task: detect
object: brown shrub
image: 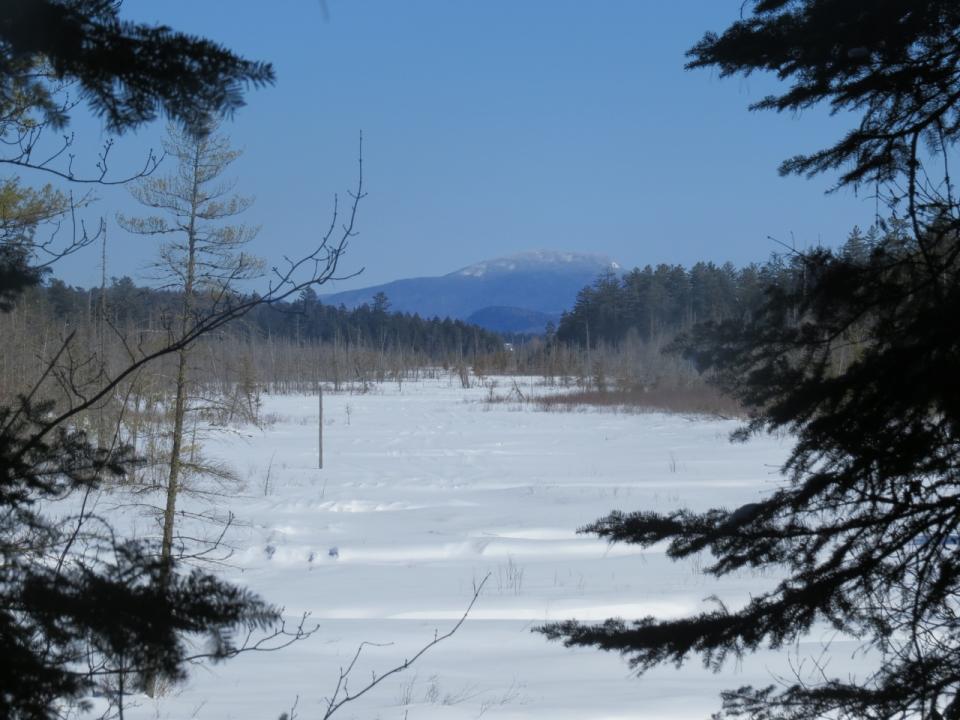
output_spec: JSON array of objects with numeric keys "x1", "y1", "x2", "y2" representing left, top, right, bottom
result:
[{"x1": 531, "y1": 384, "x2": 743, "y2": 418}]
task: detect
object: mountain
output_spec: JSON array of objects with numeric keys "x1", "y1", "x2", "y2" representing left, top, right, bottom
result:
[
  {"x1": 321, "y1": 250, "x2": 619, "y2": 334},
  {"x1": 465, "y1": 306, "x2": 560, "y2": 335}
]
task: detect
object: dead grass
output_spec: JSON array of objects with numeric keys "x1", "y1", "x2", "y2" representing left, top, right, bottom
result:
[{"x1": 530, "y1": 384, "x2": 743, "y2": 418}]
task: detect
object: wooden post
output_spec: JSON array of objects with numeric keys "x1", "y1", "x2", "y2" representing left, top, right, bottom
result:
[{"x1": 318, "y1": 382, "x2": 323, "y2": 469}]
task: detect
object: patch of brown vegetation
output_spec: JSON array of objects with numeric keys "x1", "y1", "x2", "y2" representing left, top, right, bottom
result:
[{"x1": 532, "y1": 384, "x2": 743, "y2": 418}]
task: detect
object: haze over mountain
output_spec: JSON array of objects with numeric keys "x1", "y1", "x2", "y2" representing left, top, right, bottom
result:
[{"x1": 321, "y1": 250, "x2": 619, "y2": 334}]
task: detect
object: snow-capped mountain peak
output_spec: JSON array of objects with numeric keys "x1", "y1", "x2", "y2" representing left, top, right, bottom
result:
[
  {"x1": 451, "y1": 250, "x2": 618, "y2": 279},
  {"x1": 321, "y1": 249, "x2": 622, "y2": 333}
]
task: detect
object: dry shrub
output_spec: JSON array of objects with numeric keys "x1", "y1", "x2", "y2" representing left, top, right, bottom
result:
[{"x1": 533, "y1": 384, "x2": 743, "y2": 418}]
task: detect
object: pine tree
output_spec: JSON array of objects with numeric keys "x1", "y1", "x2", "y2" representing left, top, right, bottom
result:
[
  {"x1": 118, "y1": 122, "x2": 261, "y2": 583},
  {"x1": 0, "y1": 4, "x2": 293, "y2": 717},
  {"x1": 0, "y1": 0, "x2": 274, "y2": 135},
  {"x1": 0, "y1": 168, "x2": 279, "y2": 718},
  {"x1": 539, "y1": 3, "x2": 960, "y2": 718}
]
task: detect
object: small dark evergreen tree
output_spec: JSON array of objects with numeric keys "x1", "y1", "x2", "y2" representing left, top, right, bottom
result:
[{"x1": 540, "y1": 2, "x2": 960, "y2": 719}]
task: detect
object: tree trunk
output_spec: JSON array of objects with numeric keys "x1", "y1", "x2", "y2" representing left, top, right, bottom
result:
[
  {"x1": 159, "y1": 139, "x2": 200, "y2": 570},
  {"x1": 160, "y1": 344, "x2": 189, "y2": 567},
  {"x1": 146, "y1": 143, "x2": 199, "y2": 699}
]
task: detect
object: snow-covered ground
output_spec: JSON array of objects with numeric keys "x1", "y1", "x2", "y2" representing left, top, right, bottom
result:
[{"x1": 107, "y1": 375, "x2": 862, "y2": 719}]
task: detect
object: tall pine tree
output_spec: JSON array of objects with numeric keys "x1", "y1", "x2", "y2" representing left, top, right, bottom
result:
[{"x1": 539, "y1": 3, "x2": 960, "y2": 718}]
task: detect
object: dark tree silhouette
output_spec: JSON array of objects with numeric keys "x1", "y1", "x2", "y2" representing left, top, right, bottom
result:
[
  {"x1": 0, "y1": 0, "x2": 274, "y2": 134},
  {"x1": 539, "y1": 3, "x2": 960, "y2": 719},
  {"x1": 555, "y1": 260, "x2": 765, "y2": 347},
  {"x1": 0, "y1": 4, "x2": 348, "y2": 717}
]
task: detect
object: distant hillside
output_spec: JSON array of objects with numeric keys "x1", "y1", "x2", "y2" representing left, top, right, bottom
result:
[
  {"x1": 466, "y1": 306, "x2": 561, "y2": 335},
  {"x1": 321, "y1": 250, "x2": 618, "y2": 334}
]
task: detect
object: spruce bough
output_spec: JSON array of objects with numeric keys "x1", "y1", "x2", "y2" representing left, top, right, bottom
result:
[{"x1": 538, "y1": 3, "x2": 960, "y2": 718}]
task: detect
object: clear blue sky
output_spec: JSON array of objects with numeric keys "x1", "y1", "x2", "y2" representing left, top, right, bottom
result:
[{"x1": 56, "y1": 1, "x2": 874, "y2": 291}]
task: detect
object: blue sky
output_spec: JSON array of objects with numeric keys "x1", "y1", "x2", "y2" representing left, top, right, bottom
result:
[{"x1": 55, "y1": 1, "x2": 875, "y2": 291}]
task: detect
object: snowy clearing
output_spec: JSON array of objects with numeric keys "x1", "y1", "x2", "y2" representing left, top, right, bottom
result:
[{"x1": 97, "y1": 375, "x2": 865, "y2": 720}]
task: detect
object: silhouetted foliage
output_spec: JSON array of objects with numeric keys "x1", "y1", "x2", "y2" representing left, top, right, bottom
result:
[
  {"x1": 0, "y1": 0, "x2": 274, "y2": 133},
  {"x1": 540, "y1": 3, "x2": 960, "y2": 719},
  {"x1": 686, "y1": 0, "x2": 960, "y2": 191},
  {"x1": 0, "y1": 394, "x2": 278, "y2": 712},
  {"x1": 0, "y1": 4, "x2": 293, "y2": 717}
]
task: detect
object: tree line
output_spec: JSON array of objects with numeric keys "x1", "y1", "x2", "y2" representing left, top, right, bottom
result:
[
  {"x1": 18, "y1": 279, "x2": 503, "y2": 365},
  {"x1": 554, "y1": 226, "x2": 880, "y2": 348}
]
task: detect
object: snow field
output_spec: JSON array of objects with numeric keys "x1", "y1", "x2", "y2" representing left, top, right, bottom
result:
[{"x1": 117, "y1": 375, "x2": 863, "y2": 719}]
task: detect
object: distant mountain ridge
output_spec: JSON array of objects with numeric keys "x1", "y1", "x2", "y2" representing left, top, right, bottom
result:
[
  {"x1": 465, "y1": 306, "x2": 560, "y2": 335},
  {"x1": 321, "y1": 250, "x2": 619, "y2": 334}
]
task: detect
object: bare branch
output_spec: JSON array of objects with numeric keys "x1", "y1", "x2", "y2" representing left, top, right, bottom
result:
[{"x1": 321, "y1": 573, "x2": 490, "y2": 719}]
